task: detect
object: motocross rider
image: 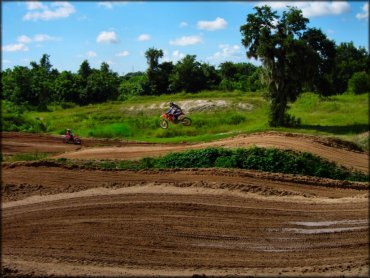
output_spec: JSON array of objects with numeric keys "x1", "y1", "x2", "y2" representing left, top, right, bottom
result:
[
  {"x1": 66, "y1": 128, "x2": 74, "y2": 141},
  {"x1": 166, "y1": 102, "x2": 182, "y2": 121}
]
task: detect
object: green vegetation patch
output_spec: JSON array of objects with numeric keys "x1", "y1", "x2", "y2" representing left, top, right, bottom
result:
[
  {"x1": 86, "y1": 123, "x2": 132, "y2": 138},
  {"x1": 2, "y1": 152, "x2": 49, "y2": 162},
  {"x1": 54, "y1": 147, "x2": 368, "y2": 182},
  {"x1": 155, "y1": 147, "x2": 368, "y2": 182}
]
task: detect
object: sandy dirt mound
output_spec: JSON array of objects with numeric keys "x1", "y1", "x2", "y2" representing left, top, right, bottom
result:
[
  {"x1": 126, "y1": 99, "x2": 254, "y2": 113},
  {"x1": 2, "y1": 166, "x2": 369, "y2": 277}
]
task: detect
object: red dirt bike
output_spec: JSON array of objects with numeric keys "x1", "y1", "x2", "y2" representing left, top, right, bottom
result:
[
  {"x1": 63, "y1": 134, "x2": 82, "y2": 145},
  {"x1": 159, "y1": 112, "x2": 192, "y2": 129}
]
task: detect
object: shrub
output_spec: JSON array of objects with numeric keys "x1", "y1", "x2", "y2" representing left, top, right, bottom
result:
[
  {"x1": 347, "y1": 71, "x2": 370, "y2": 94},
  {"x1": 155, "y1": 147, "x2": 368, "y2": 182}
]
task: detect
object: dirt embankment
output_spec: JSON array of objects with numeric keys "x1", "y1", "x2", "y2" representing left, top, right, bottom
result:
[
  {"x1": 1, "y1": 131, "x2": 369, "y2": 277},
  {"x1": 2, "y1": 131, "x2": 368, "y2": 173}
]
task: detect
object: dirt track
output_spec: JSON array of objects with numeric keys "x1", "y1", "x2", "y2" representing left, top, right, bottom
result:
[
  {"x1": 2, "y1": 131, "x2": 368, "y2": 173},
  {"x1": 2, "y1": 132, "x2": 369, "y2": 277}
]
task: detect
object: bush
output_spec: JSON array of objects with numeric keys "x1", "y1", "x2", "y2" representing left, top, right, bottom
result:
[
  {"x1": 347, "y1": 71, "x2": 370, "y2": 94},
  {"x1": 155, "y1": 147, "x2": 368, "y2": 182}
]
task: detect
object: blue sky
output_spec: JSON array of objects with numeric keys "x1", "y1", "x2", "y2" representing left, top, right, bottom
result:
[{"x1": 2, "y1": 1, "x2": 369, "y2": 75}]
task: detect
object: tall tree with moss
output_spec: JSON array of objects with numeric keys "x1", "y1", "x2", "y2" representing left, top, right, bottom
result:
[{"x1": 240, "y1": 5, "x2": 335, "y2": 126}]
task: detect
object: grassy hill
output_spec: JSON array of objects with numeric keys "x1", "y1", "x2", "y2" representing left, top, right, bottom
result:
[{"x1": 3, "y1": 91, "x2": 368, "y2": 149}]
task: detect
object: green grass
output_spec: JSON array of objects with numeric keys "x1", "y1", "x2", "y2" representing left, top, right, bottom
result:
[
  {"x1": 289, "y1": 93, "x2": 368, "y2": 134},
  {"x1": 1, "y1": 152, "x2": 49, "y2": 162},
  {"x1": 25, "y1": 91, "x2": 269, "y2": 143},
  {"x1": 4, "y1": 91, "x2": 368, "y2": 146}
]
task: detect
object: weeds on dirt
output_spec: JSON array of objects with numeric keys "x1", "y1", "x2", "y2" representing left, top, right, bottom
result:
[
  {"x1": 1, "y1": 152, "x2": 49, "y2": 162},
  {"x1": 155, "y1": 147, "x2": 368, "y2": 182},
  {"x1": 51, "y1": 147, "x2": 368, "y2": 182}
]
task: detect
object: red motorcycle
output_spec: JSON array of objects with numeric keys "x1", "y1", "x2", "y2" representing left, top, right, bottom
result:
[
  {"x1": 63, "y1": 133, "x2": 82, "y2": 145},
  {"x1": 160, "y1": 112, "x2": 192, "y2": 129}
]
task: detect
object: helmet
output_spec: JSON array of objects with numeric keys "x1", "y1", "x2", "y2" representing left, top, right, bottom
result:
[
  {"x1": 67, "y1": 128, "x2": 71, "y2": 132},
  {"x1": 169, "y1": 102, "x2": 174, "y2": 106}
]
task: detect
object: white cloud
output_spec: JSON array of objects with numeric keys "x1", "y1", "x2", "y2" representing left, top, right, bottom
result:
[
  {"x1": 116, "y1": 51, "x2": 129, "y2": 57},
  {"x1": 17, "y1": 34, "x2": 61, "y2": 44},
  {"x1": 33, "y1": 34, "x2": 61, "y2": 42},
  {"x1": 172, "y1": 50, "x2": 185, "y2": 61},
  {"x1": 327, "y1": 28, "x2": 335, "y2": 34},
  {"x1": 163, "y1": 50, "x2": 185, "y2": 63},
  {"x1": 256, "y1": 1, "x2": 351, "y2": 18},
  {"x1": 356, "y1": 3, "x2": 368, "y2": 20},
  {"x1": 23, "y1": 2, "x2": 76, "y2": 21},
  {"x1": 197, "y1": 17, "x2": 228, "y2": 31},
  {"x1": 96, "y1": 31, "x2": 119, "y2": 43},
  {"x1": 302, "y1": 2, "x2": 351, "y2": 17},
  {"x1": 2, "y1": 43, "x2": 29, "y2": 52},
  {"x1": 137, "y1": 34, "x2": 151, "y2": 41},
  {"x1": 180, "y1": 21, "x2": 188, "y2": 28},
  {"x1": 97, "y1": 2, "x2": 128, "y2": 9},
  {"x1": 207, "y1": 44, "x2": 242, "y2": 63},
  {"x1": 3, "y1": 59, "x2": 12, "y2": 64},
  {"x1": 17, "y1": 35, "x2": 32, "y2": 44},
  {"x1": 87, "y1": 51, "x2": 97, "y2": 58},
  {"x1": 169, "y1": 35, "x2": 203, "y2": 46},
  {"x1": 26, "y1": 1, "x2": 47, "y2": 11},
  {"x1": 98, "y1": 2, "x2": 113, "y2": 9}
]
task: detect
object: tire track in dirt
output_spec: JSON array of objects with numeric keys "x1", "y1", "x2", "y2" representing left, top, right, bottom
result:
[
  {"x1": 2, "y1": 166, "x2": 369, "y2": 277},
  {"x1": 2, "y1": 190, "x2": 368, "y2": 277},
  {"x1": 1, "y1": 132, "x2": 369, "y2": 277}
]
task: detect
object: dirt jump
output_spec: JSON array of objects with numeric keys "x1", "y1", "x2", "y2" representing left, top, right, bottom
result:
[{"x1": 2, "y1": 131, "x2": 369, "y2": 277}]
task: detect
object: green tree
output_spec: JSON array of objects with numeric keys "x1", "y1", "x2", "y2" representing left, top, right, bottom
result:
[
  {"x1": 332, "y1": 42, "x2": 369, "y2": 94},
  {"x1": 219, "y1": 62, "x2": 259, "y2": 91},
  {"x1": 118, "y1": 74, "x2": 148, "y2": 100},
  {"x1": 240, "y1": 5, "x2": 335, "y2": 126},
  {"x1": 84, "y1": 62, "x2": 120, "y2": 104},
  {"x1": 347, "y1": 71, "x2": 370, "y2": 94},
  {"x1": 78, "y1": 60, "x2": 93, "y2": 80},
  {"x1": 157, "y1": 61, "x2": 174, "y2": 94},
  {"x1": 2, "y1": 67, "x2": 33, "y2": 105},
  {"x1": 29, "y1": 54, "x2": 58, "y2": 110},
  {"x1": 170, "y1": 55, "x2": 205, "y2": 93},
  {"x1": 52, "y1": 71, "x2": 80, "y2": 103},
  {"x1": 201, "y1": 63, "x2": 221, "y2": 90},
  {"x1": 144, "y1": 48, "x2": 164, "y2": 95},
  {"x1": 76, "y1": 60, "x2": 93, "y2": 104},
  {"x1": 219, "y1": 62, "x2": 238, "y2": 80}
]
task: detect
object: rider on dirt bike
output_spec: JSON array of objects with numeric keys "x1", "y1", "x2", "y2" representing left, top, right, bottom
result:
[
  {"x1": 166, "y1": 102, "x2": 182, "y2": 121},
  {"x1": 66, "y1": 128, "x2": 74, "y2": 141}
]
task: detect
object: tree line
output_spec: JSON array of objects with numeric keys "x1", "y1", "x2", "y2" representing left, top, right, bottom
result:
[
  {"x1": 2, "y1": 5, "x2": 369, "y2": 127},
  {"x1": 2, "y1": 52, "x2": 266, "y2": 110}
]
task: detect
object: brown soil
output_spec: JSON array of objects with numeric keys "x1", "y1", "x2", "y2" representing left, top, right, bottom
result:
[
  {"x1": 2, "y1": 131, "x2": 368, "y2": 173},
  {"x1": 1, "y1": 132, "x2": 369, "y2": 277}
]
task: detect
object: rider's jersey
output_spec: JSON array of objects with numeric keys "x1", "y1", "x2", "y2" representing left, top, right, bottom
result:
[{"x1": 167, "y1": 103, "x2": 182, "y2": 115}]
